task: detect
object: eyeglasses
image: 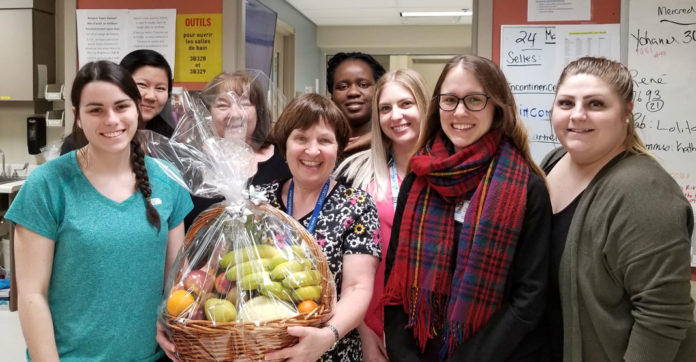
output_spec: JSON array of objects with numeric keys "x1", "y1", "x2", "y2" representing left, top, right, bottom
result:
[{"x1": 437, "y1": 93, "x2": 490, "y2": 112}]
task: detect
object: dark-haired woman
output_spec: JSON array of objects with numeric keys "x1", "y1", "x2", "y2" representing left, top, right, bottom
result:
[
  {"x1": 327, "y1": 52, "x2": 386, "y2": 156},
  {"x1": 262, "y1": 93, "x2": 381, "y2": 362},
  {"x1": 6, "y1": 61, "x2": 192, "y2": 361},
  {"x1": 61, "y1": 49, "x2": 175, "y2": 154}
]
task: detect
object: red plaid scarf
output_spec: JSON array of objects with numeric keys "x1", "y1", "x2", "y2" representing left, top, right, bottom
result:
[{"x1": 384, "y1": 130, "x2": 528, "y2": 358}]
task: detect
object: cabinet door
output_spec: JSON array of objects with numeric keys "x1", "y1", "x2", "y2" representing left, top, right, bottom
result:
[{"x1": 0, "y1": 9, "x2": 33, "y2": 101}]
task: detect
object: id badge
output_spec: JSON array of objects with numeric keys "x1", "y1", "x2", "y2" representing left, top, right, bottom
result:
[{"x1": 454, "y1": 200, "x2": 470, "y2": 223}]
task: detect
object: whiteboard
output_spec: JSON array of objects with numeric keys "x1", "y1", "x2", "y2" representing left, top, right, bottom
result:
[
  {"x1": 501, "y1": 25, "x2": 560, "y2": 162},
  {"x1": 627, "y1": 0, "x2": 696, "y2": 264}
]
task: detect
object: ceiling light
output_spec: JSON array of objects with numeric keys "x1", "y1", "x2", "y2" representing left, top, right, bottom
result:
[{"x1": 400, "y1": 11, "x2": 472, "y2": 17}]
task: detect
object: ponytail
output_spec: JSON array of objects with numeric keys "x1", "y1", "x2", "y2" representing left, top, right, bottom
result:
[{"x1": 130, "y1": 137, "x2": 161, "y2": 231}]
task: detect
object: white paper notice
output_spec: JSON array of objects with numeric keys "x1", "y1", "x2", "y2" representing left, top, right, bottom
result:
[
  {"x1": 76, "y1": 9, "x2": 176, "y2": 71},
  {"x1": 555, "y1": 24, "x2": 620, "y2": 76},
  {"x1": 76, "y1": 10, "x2": 129, "y2": 65},
  {"x1": 528, "y1": 0, "x2": 591, "y2": 22},
  {"x1": 128, "y1": 10, "x2": 176, "y2": 70}
]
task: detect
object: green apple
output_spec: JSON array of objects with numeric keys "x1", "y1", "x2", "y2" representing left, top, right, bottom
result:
[{"x1": 204, "y1": 298, "x2": 237, "y2": 323}]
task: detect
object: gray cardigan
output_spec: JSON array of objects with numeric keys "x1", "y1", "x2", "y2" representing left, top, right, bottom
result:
[{"x1": 542, "y1": 149, "x2": 696, "y2": 362}]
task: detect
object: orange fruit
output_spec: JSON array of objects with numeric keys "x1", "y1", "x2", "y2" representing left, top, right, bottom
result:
[
  {"x1": 167, "y1": 290, "x2": 195, "y2": 316},
  {"x1": 297, "y1": 300, "x2": 318, "y2": 314}
]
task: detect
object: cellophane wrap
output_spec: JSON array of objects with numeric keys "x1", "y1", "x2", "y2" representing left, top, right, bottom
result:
[{"x1": 144, "y1": 85, "x2": 335, "y2": 361}]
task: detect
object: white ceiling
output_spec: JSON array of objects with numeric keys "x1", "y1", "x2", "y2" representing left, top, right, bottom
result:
[{"x1": 286, "y1": 0, "x2": 474, "y2": 26}]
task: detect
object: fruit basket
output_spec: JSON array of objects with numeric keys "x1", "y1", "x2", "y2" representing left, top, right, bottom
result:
[{"x1": 163, "y1": 202, "x2": 335, "y2": 362}]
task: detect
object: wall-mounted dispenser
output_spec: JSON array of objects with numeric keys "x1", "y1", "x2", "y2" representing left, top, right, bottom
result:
[
  {"x1": 27, "y1": 116, "x2": 47, "y2": 155},
  {"x1": 45, "y1": 110, "x2": 64, "y2": 127},
  {"x1": 44, "y1": 84, "x2": 64, "y2": 101}
]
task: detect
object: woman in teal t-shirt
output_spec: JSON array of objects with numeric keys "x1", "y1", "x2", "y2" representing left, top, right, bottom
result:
[{"x1": 6, "y1": 61, "x2": 192, "y2": 361}]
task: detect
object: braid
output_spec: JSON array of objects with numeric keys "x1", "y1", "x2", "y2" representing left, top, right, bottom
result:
[{"x1": 130, "y1": 137, "x2": 161, "y2": 231}]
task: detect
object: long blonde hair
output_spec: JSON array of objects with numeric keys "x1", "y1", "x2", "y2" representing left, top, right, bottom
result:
[
  {"x1": 335, "y1": 69, "x2": 429, "y2": 201},
  {"x1": 416, "y1": 54, "x2": 544, "y2": 177}
]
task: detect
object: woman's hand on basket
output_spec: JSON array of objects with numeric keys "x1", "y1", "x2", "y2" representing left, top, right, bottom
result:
[
  {"x1": 264, "y1": 326, "x2": 334, "y2": 361},
  {"x1": 156, "y1": 322, "x2": 181, "y2": 362}
]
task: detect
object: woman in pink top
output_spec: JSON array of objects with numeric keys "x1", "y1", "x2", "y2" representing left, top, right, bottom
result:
[{"x1": 335, "y1": 68, "x2": 428, "y2": 361}]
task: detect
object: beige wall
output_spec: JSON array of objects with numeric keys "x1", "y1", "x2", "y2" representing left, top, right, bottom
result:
[
  {"x1": 0, "y1": 0, "x2": 244, "y2": 168},
  {"x1": 0, "y1": 0, "x2": 69, "y2": 168},
  {"x1": 317, "y1": 25, "x2": 471, "y2": 55}
]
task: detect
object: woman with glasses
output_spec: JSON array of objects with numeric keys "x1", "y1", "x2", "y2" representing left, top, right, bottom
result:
[{"x1": 383, "y1": 54, "x2": 552, "y2": 361}]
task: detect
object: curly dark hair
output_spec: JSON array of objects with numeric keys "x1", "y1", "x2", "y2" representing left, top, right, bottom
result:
[{"x1": 326, "y1": 52, "x2": 386, "y2": 94}]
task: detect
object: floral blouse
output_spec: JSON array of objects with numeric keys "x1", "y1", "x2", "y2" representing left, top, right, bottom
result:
[{"x1": 258, "y1": 178, "x2": 381, "y2": 361}]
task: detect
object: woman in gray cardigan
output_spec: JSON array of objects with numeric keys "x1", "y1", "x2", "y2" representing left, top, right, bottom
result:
[{"x1": 541, "y1": 56, "x2": 695, "y2": 362}]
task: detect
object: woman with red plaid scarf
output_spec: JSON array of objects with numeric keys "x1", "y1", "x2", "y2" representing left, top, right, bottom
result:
[{"x1": 383, "y1": 55, "x2": 552, "y2": 362}]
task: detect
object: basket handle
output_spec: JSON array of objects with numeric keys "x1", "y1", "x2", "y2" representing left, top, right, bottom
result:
[{"x1": 184, "y1": 204, "x2": 226, "y2": 248}]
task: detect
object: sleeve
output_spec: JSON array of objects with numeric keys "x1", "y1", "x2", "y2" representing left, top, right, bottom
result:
[
  {"x1": 603, "y1": 171, "x2": 695, "y2": 362},
  {"x1": 384, "y1": 174, "x2": 423, "y2": 361},
  {"x1": 445, "y1": 173, "x2": 552, "y2": 362},
  {"x1": 341, "y1": 188, "x2": 381, "y2": 258},
  {"x1": 168, "y1": 180, "x2": 193, "y2": 229},
  {"x1": 150, "y1": 158, "x2": 193, "y2": 229},
  {"x1": 4, "y1": 168, "x2": 60, "y2": 241}
]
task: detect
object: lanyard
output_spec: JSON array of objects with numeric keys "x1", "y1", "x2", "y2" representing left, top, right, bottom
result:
[
  {"x1": 388, "y1": 156, "x2": 400, "y2": 210},
  {"x1": 287, "y1": 178, "x2": 331, "y2": 234}
]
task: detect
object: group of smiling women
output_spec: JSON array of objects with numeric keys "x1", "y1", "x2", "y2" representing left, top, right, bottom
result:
[{"x1": 6, "y1": 48, "x2": 695, "y2": 362}]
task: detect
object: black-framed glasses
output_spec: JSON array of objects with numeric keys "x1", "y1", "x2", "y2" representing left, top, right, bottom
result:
[{"x1": 437, "y1": 93, "x2": 490, "y2": 112}]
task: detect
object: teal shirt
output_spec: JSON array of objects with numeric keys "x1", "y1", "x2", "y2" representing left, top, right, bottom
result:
[{"x1": 6, "y1": 152, "x2": 193, "y2": 362}]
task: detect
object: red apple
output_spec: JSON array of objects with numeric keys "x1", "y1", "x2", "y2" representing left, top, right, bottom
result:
[
  {"x1": 189, "y1": 308, "x2": 206, "y2": 320},
  {"x1": 215, "y1": 273, "x2": 233, "y2": 294},
  {"x1": 183, "y1": 270, "x2": 213, "y2": 295}
]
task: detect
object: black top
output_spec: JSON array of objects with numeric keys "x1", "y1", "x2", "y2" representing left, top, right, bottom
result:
[
  {"x1": 541, "y1": 156, "x2": 581, "y2": 362},
  {"x1": 249, "y1": 145, "x2": 291, "y2": 186},
  {"x1": 184, "y1": 145, "x2": 291, "y2": 230},
  {"x1": 59, "y1": 114, "x2": 174, "y2": 156},
  {"x1": 145, "y1": 114, "x2": 174, "y2": 138},
  {"x1": 545, "y1": 193, "x2": 581, "y2": 362},
  {"x1": 384, "y1": 171, "x2": 552, "y2": 362}
]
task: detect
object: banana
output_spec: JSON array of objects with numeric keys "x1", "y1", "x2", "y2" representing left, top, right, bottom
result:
[
  {"x1": 291, "y1": 285, "x2": 322, "y2": 302},
  {"x1": 260, "y1": 281, "x2": 293, "y2": 301},
  {"x1": 219, "y1": 251, "x2": 236, "y2": 269},
  {"x1": 225, "y1": 258, "x2": 273, "y2": 281},
  {"x1": 290, "y1": 245, "x2": 308, "y2": 258},
  {"x1": 268, "y1": 254, "x2": 289, "y2": 270},
  {"x1": 239, "y1": 271, "x2": 273, "y2": 290},
  {"x1": 255, "y1": 244, "x2": 281, "y2": 259},
  {"x1": 270, "y1": 259, "x2": 313, "y2": 281},
  {"x1": 221, "y1": 245, "x2": 281, "y2": 268},
  {"x1": 282, "y1": 270, "x2": 321, "y2": 289}
]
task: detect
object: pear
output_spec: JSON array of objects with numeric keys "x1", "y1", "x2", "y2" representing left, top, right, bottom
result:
[{"x1": 204, "y1": 298, "x2": 237, "y2": 323}]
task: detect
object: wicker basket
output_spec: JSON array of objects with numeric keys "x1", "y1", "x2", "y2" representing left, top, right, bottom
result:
[{"x1": 165, "y1": 203, "x2": 334, "y2": 361}]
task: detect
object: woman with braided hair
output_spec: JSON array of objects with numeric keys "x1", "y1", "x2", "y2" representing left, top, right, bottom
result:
[{"x1": 6, "y1": 61, "x2": 192, "y2": 361}]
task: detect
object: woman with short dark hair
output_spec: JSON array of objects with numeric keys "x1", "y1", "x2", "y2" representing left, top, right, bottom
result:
[{"x1": 261, "y1": 93, "x2": 381, "y2": 362}]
